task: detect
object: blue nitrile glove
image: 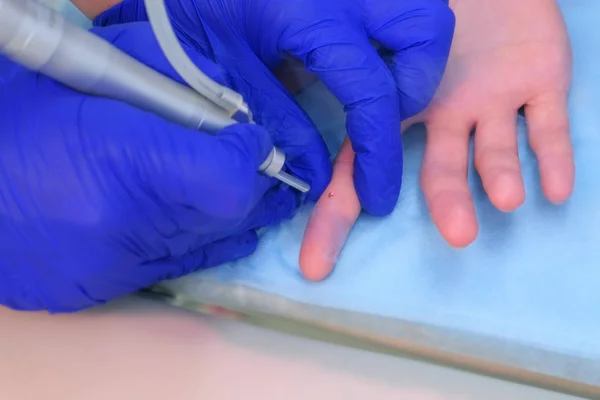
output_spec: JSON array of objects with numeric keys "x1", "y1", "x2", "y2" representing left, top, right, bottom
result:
[
  {"x1": 96, "y1": 0, "x2": 455, "y2": 216},
  {"x1": 0, "y1": 22, "x2": 300, "y2": 313}
]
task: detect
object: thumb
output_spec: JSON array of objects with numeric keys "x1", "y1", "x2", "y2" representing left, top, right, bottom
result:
[{"x1": 81, "y1": 96, "x2": 276, "y2": 221}]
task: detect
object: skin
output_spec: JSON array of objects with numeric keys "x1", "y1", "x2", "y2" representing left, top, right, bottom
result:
[
  {"x1": 297, "y1": 0, "x2": 574, "y2": 280},
  {"x1": 71, "y1": 0, "x2": 121, "y2": 19}
]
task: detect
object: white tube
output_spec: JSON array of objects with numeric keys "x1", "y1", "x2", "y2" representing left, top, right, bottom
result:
[{"x1": 143, "y1": 0, "x2": 249, "y2": 119}]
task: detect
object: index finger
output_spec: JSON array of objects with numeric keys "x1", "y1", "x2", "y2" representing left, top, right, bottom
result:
[{"x1": 279, "y1": 23, "x2": 402, "y2": 216}]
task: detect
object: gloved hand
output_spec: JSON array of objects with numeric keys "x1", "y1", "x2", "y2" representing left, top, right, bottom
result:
[
  {"x1": 0, "y1": 22, "x2": 299, "y2": 313},
  {"x1": 95, "y1": 0, "x2": 456, "y2": 216}
]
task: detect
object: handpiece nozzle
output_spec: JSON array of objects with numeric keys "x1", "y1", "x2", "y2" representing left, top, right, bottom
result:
[
  {"x1": 259, "y1": 147, "x2": 310, "y2": 193},
  {"x1": 275, "y1": 170, "x2": 311, "y2": 193}
]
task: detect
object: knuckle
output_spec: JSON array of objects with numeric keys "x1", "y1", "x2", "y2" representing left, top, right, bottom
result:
[
  {"x1": 212, "y1": 136, "x2": 263, "y2": 219},
  {"x1": 223, "y1": 168, "x2": 259, "y2": 219},
  {"x1": 231, "y1": 185, "x2": 258, "y2": 217},
  {"x1": 424, "y1": 1, "x2": 456, "y2": 36}
]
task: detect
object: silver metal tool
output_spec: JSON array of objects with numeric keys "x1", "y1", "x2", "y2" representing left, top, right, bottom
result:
[{"x1": 0, "y1": 0, "x2": 310, "y2": 193}]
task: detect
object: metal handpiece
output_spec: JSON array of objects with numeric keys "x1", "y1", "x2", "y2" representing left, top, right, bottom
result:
[{"x1": 0, "y1": 0, "x2": 310, "y2": 193}]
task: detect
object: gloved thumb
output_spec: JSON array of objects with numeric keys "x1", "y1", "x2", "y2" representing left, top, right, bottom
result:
[{"x1": 81, "y1": 96, "x2": 276, "y2": 223}]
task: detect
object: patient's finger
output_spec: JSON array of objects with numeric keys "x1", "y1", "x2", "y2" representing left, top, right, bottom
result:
[
  {"x1": 474, "y1": 112, "x2": 525, "y2": 212},
  {"x1": 421, "y1": 119, "x2": 478, "y2": 247},
  {"x1": 525, "y1": 94, "x2": 574, "y2": 203},
  {"x1": 299, "y1": 139, "x2": 360, "y2": 281}
]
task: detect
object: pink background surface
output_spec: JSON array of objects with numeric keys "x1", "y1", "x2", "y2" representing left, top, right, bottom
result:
[{"x1": 0, "y1": 297, "x2": 582, "y2": 400}]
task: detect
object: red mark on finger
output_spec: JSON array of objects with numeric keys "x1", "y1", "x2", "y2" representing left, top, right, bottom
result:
[{"x1": 299, "y1": 138, "x2": 361, "y2": 281}]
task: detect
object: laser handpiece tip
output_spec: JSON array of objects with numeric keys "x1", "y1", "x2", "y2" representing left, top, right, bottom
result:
[{"x1": 275, "y1": 170, "x2": 311, "y2": 193}]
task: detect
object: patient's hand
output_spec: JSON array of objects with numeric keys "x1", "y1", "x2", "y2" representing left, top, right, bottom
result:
[
  {"x1": 297, "y1": 0, "x2": 574, "y2": 280},
  {"x1": 408, "y1": 0, "x2": 574, "y2": 247}
]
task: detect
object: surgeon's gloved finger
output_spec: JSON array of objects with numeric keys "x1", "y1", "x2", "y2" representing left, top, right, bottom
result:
[
  {"x1": 270, "y1": 103, "x2": 333, "y2": 204},
  {"x1": 151, "y1": 231, "x2": 260, "y2": 282},
  {"x1": 81, "y1": 98, "x2": 276, "y2": 222},
  {"x1": 525, "y1": 93, "x2": 574, "y2": 204},
  {"x1": 365, "y1": 0, "x2": 455, "y2": 119},
  {"x1": 190, "y1": 185, "x2": 299, "y2": 252},
  {"x1": 185, "y1": 231, "x2": 259, "y2": 268},
  {"x1": 93, "y1": 0, "x2": 147, "y2": 26},
  {"x1": 152, "y1": 189, "x2": 301, "y2": 283},
  {"x1": 90, "y1": 23, "x2": 228, "y2": 87},
  {"x1": 239, "y1": 186, "x2": 299, "y2": 232},
  {"x1": 421, "y1": 116, "x2": 478, "y2": 247},
  {"x1": 231, "y1": 64, "x2": 332, "y2": 201},
  {"x1": 279, "y1": 25, "x2": 402, "y2": 216}
]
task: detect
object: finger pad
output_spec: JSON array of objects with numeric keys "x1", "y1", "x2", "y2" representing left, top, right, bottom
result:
[
  {"x1": 299, "y1": 208, "x2": 356, "y2": 281},
  {"x1": 487, "y1": 174, "x2": 526, "y2": 212},
  {"x1": 541, "y1": 158, "x2": 575, "y2": 204},
  {"x1": 431, "y1": 200, "x2": 479, "y2": 248}
]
